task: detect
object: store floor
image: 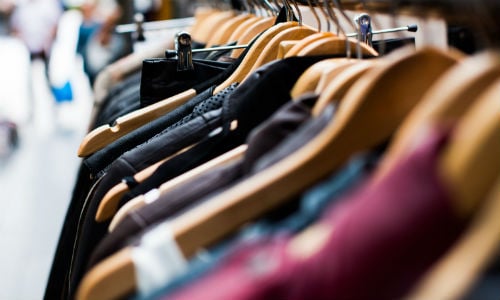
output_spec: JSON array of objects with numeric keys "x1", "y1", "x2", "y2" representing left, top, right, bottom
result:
[{"x1": 0, "y1": 58, "x2": 92, "y2": 299}]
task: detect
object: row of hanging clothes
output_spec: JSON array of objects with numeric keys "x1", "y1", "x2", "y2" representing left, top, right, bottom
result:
[{"x1": 45, "y1": 0, "x2": 500, "y2": 299}]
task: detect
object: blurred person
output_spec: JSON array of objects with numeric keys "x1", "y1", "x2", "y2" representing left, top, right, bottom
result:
[
  {"x1": 0, "y1": 0, "x2": 15, "y2": 35},
  {"x1": 77, "y1": 0, "x2": 132, "y2": 85},
  {"x1": 10, "y1": 0, "x2": 63, "y2": 64}
]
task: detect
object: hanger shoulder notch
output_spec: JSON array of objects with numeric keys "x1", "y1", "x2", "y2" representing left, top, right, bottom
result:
[{"x1": 78, "y1": 89, "x2": 196, "y2": 157}]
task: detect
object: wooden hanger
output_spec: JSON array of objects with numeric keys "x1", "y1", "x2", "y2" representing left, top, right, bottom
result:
[
  {"x1": 226, "y1": 15, "x2": 262, "y2": 44},
  {"x1": 77, "y1": 146, "x2": 249, "y2": 300},
  {"x1": 92, "y1": 17, "x2": 295, "y2": 216},
  {"x1": 312, "y1": 60, "x2": 379, "y2": 115},
  {"x1": 290, "y1": 58, "x2": 355, "y2": 98},
  {"x1": 76, "y1": 247, "x2": 135, "y2": 300},
  {"x1": 78, "y1": 11, "x2": 241, "y2": 157},
  {"x1": 78, "y1": 89, "x2": 196, "y2": 157},
  {"x1": 374, "y1": 51, "x2": 499, "y2": 184},
  {"x1": 284, "y1": 32, "x2": 336, "y2": 57},
  {"x1": 245, "y1": 24, "x2": 318, "y2": 76},
  {"x1": 76, "y1": 47, "x2": 460, "y2": 300},
  {"x1": 91, "y1": 39, "x2": 173, "y2": 131},
  {"x1": 191, "y1": 10, "x2": 236, "y2": 44},
  {"x1": 439, "y1": 78, "x2": 500, "y2": 217},
  {"x1": 108, "y1": 145, "x2": 248, "y2": 232},
  {"x1": 297, "y1": 36, "x2": 378, "y2": 57},
  {"x1": 229, "y1": 16, "x2": 277, "y2": 58},
  {"x1": 277, "y1": 40, "x2": 299, "y2": 59},
  {"x1": 80, "y1": 19, "x2": 296, "y2": 157},
  {"x1": 170, "y1": 47, "x2": 460, "y2": 258},
  {"x1": 94, "y1": 20, "x2": 301, "y2": 215},
  {"x1": 213, "y1": 21, "x2": 299, "y2": 94},
  {"x1": 95, "y1": 143, "x2": 196, "y2": 222},
  {"x1": 187, "y1": 7, "x2": 219, "y2": 41},
  {"x1": 205, "y1": 13, "x2": 254, "y2": 47},
  {"x1": 407, "y1": 176, "x2": 500, "y2": 300},
  {"x1": 314, "y1": 59, "x2": 376, "y2": 94},
  {"x1": 407, "y1": 78, "x2": 500, "y2": 299},
  {"x1": 96, "y1": 159, "x2": 165, "y2": 222}
]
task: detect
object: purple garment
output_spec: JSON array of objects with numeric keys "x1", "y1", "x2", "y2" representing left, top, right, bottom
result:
[{"x1": 166, "y1": 126, "x2": 465, "y2": 300}]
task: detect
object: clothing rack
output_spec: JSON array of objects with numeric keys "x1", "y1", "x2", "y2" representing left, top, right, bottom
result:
[{"x1": 43, "y1": 1, "x2": 500, "y2": 300}]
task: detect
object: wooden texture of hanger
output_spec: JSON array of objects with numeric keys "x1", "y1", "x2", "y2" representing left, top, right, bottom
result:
[
  {"x1": 191, "y1": 10, "x2": 236, "y2": 44},
  {"x1": 75, "y1": 47, "x2": 460, "y2": 300},
  {"x1": 230, "y1": 16, "x2": 277, "y2": 58},
  {"x1": 170, "y1": 47, "x2": 460, "y2": 258},
  {"x1": 284, "y1": 32, "x2": 336, "y2": 57},
  {"x1": 407, "y1": 176, "x2": 500, "y2": 300},
  {"x1": 108, "y1": 145, "x2": 248, "y2": 232},
  {"x1": 314, "y1": 59, "x2": 375, "y2": 94},
  {"x1": 91, "y1": 39, "x2": 173, "y2": 131},
  {"x1": 95, "y1": 143, "x2": 196, "y2": 222},
  {"x1": 75, "y1": 247, "x2": 135, "y2": 300},
  {"x1": 77, "y1": 11, "x2": 245, "y2": 157},
  {"x1": 77, "y1": 145, "x2": 249, "y2": 300},
  {"x1": 374, "y1": 51, "x2": 499, "y2": 186},
  {"x1": 290, "y1": 58, "x2": 355, "y2": 99},
  {"x1": 188, "y1": 7, "x2": 218, "y2": 41},
  {"x1": 245, "y1": 24, "x2": 318, "y2": 76},
  {"x1": 439, "y1": 79, "x2": 500, "y2": 217},
  {"x1": 78, "y1": 89, "x2": 196, "y2": 157},
  {"x1": 225, "y1": 15, "x2": 262, "y2": 44},
  {"x1": 213, "y1": 21, "x2": 299, "y2": 94},
  {"x1": 277, "y1": 40, "x2": 298, "y2": 59},
  {"x1": 206, "y1": 13, "x2": 253, "y2": 47},
  {"x1": 312, "y1": 60, "x2": 378, "y2": 115},
  {"x1": 297, "y1": 36, "x2": 378, "y2": 57},
  {"x1": 95, "y1": 159, "x2": 163, "y2": 222}
]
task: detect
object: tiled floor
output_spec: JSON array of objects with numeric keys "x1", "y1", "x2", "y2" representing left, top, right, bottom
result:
[{"x1": 0, "y1": 51, "x2": 92, "y2": 299}]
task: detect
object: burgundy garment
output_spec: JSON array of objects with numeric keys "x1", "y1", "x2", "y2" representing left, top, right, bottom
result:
[{"x1": 166, "y1": 126, "x2": 466, "y2": 300}]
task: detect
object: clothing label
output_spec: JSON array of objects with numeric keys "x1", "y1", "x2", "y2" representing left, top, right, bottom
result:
[
  {"x1": 132, "y1": 222, "x2": 188, "y2": 296},
  {"x1": 144, "y1": 188, "x2": 160, "y2": 204}
]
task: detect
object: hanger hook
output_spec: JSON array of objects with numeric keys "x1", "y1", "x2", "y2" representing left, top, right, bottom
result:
[
  {"x1": 283, "y1": 0, "x2": 293, "y2": 22},
  {"x1": 290, "y1": 0, "x2": 303, "y2": 25},
  {"x1": 316, "y1": 0, "x2": 330, "y2": 32},
  {"x1": 333, "y1": 0, "x2": 366, "y2": 58},
  {"x1": 324, "y1": 0, "x2": 342, "y2": 36},
  {"x1": 257, "y1": 0, "x2": 266, "y2": 16},
  {"x1": 262, "y1": 0, "x2": 279, "y2": 15},
  {"x1": 306, "y1": 0, "x2": 321, "y2": 31},
  {"x1": 240, "y1": 0, "x2": 251, "y2": 13}
]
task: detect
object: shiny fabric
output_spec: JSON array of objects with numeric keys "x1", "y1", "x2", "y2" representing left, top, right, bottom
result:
[{"x1": 88, "y1": 94, "x2": 319, "y2": 268}]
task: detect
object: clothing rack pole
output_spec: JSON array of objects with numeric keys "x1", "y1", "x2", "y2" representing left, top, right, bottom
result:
[{"x1": 115, "y1": 17, "x2": 196, "y2": 34}]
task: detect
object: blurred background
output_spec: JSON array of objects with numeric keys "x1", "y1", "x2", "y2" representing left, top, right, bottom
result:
[{"x1": 0, "y1": 0, "x2": 190, "y2": 298}]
